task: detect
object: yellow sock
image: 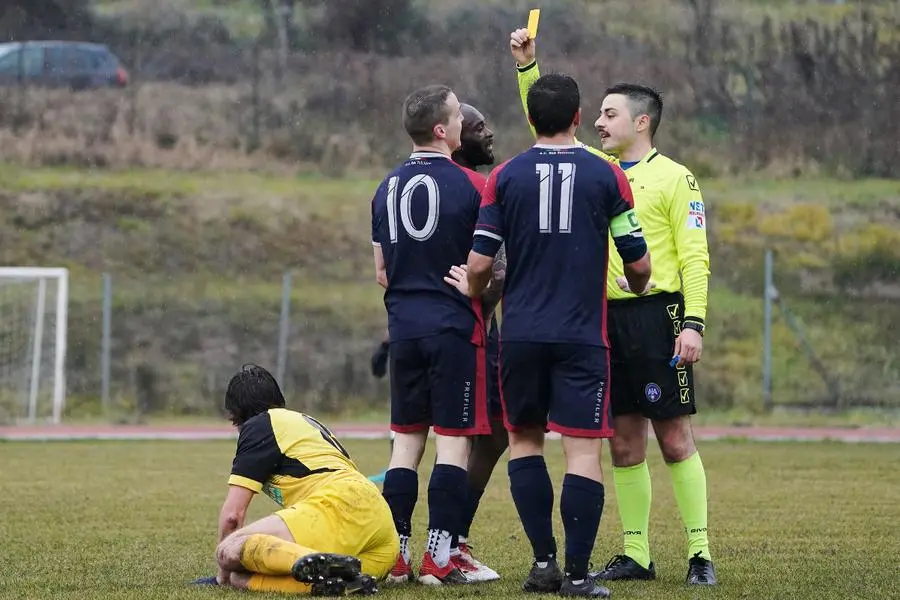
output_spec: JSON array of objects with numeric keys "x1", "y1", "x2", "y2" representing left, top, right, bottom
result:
[
  {"x1": 240, "y1": 534, "x2": 319, "y2": 575},
  {"x1": 613, "y1": 461, "x2": 653, "y2": 569},
  {"x1": 248, "y1": 574, "x2": 314, "y2": 593},
  {"x1": 668, "y1": 452, "x2": 711, "y2": 560}
]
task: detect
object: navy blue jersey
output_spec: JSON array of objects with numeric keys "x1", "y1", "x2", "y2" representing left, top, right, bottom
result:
[
  {"x1": 372, "y1": 152, "x2": 486, "y2": 342},
  {"x1": 473, "y1": 144, "x2": 641, "y2": 347}
]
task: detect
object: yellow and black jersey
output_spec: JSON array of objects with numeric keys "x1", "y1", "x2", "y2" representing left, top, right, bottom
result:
[
  {"x1": 228, "y1": 408, "x2": 363, "y2": 508},
  {"x1": 516, "y1": 61, "x2": 711, "y2": 322}
]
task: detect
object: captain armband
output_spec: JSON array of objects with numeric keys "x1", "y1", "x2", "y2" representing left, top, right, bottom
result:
[{"x1": 611, "y1": 210, "x2": 647, "y2": 264}]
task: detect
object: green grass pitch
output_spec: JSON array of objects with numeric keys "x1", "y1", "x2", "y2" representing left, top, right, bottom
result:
[{"x1": 1, "y1": 439, "x2": 898, "y2": 599}]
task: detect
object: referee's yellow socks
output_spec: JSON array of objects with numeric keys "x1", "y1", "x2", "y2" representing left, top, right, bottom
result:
[
  {"x1": 667, "y1": 451, "x2": 711, "y2": 560},
  {"x1": 240, "y1": 534, "x2": 317, "y2": 575},
  {"x1": 612, "y1": 461, "x2": 653, "y2": 569}
]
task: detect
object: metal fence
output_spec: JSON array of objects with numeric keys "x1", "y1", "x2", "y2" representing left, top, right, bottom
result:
[
  {"x1": 759, "y1": 249, "x2": 900, "y2": 411},
  {"x1": 60, "y1": 271, "x2": 388, "y2": 424}
]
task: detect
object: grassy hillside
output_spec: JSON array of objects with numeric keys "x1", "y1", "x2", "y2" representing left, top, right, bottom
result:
[
  {"x1": 1, "y1": 164, "x2": 898, "y2": 423},
  {"x1": 94, "y1": 0, "x2": 900, "y2": 41}
]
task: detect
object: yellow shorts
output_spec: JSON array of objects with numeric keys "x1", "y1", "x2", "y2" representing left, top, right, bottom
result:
[{"x1": 275, "y1": 473, "x2": 400, "y2": 580}]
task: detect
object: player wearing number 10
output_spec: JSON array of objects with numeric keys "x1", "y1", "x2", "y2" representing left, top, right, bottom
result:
[
  {"x1": 371, "y1": 85, "x2": 491, "y2": 586},
  {"x1": 461, "y1": 74, "x2": 651, "y2": 598},
  {"x1": 210, "y1": 365, "x2": 398, "y2": 596}
]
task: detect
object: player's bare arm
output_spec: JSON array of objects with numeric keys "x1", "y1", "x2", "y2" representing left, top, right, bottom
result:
[
  {"x1": 372, "y1": 245, "x2": 387, "y2": 289},
  {"x1": 216, "y1": 485, "x2": 254, "y2": 584},
  {"x1": 444, "y1": 246, "x2": 506, "y2": 309},
  {"x1": 480, "y1": 245, "x2": 507, "y2": 315},
  {"x1": 465, "y1": 251, "x2": 495, "y2": 298},
  {"x1": 624, "y1": 252, "x2": 652, "y2": 294}
]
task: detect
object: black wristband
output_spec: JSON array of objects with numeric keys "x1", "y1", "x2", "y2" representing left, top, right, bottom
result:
[
  {"x1": 683, "y1": 320, "x2": 705, "y2": 337},
  {"x1": 517, "y1": 60, "x2": 537, "y2": 73}
]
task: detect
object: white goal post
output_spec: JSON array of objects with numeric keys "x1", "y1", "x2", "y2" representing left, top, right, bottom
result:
[{"x1": 0, "y1": 267, "x2": 68, "y2": 425}]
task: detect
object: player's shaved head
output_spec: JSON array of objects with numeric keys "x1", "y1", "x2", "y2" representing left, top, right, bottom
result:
[
  {"x1": 527, "y1": 74, "x2": 581, "y2": 137},
  {"x1": 403, "y1": 84, "x2": 455, "y2": 145},
  {"x1": 455, "y1": 102, "x2": 495, "y2": 168},
  {"x1": 224, "y1": 364, "x2": 286, "y2": 426},
  {"x1": 604, "y1": 83, "x2": 663, "y2": 138},
  {"x1": 461, "y1": 103, "x2": 484, "y2": 125}
]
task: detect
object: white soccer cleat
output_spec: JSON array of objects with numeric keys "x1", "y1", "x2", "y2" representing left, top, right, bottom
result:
[{"x1": 453, "y1": 543, "x2": 500, "y2": 582}]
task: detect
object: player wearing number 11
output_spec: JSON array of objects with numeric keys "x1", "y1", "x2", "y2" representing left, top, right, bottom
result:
[
  {"x1": 510, "y1": 28, "x2": 717, "y2": 586},
  {"x1": 459, "y1": 73, "x2": 651, "y2": 598}
]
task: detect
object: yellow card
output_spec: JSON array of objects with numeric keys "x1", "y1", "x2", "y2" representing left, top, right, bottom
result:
[{"x1": 527, "y1": 8, "x2": 541, "y2": 38}]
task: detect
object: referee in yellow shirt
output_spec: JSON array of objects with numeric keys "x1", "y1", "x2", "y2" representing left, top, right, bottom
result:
[{"x1": 510, "y1": 29, "x2": 716, "y2": 587}]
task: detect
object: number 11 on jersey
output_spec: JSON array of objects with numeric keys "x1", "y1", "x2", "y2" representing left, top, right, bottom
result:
[{"x1": 537, "y1": 162, "x2": 576, "y2": 234}]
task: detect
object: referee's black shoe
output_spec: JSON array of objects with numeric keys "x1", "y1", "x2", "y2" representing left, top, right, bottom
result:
[
  {"x1": 686, "y1": 552, "x2": 717, "y2": 586},
  {"x1": 591, "y1": 555, "x2": 656, "y2": 581}
]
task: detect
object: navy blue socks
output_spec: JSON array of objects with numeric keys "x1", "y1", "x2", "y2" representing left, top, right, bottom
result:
[{"x1": 509, "y1": 455, "x2": 557, "y2": 562}]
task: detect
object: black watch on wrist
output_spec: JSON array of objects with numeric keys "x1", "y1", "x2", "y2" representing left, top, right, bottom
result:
[{"x1": 683, "y1": 319, "x2": 705, "y2": 337}]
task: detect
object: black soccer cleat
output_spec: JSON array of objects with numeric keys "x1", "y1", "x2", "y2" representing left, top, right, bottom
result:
[
  {"x1": 559, "y1": 575, "x2": 612, "y2": 598},
  {"x1": 686, "y1": 552, "x2": 717, "y2": 585},
  {"x1": 523, "y1": 557, "x2": 564, "y2": 593},
  {"x1": 292, "y1": 552, "x2": 362, "y2": 584},
  {"x1": 591, "y1": 555, "x2": 656, "y2": 581},
  {"x1": 311, "y1": 574, "x2": 379, "y2": 596}
]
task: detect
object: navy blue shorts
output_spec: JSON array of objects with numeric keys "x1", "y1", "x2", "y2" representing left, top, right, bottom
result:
[
  {"x1": 389, "y1": 331, "x2": 490, "y2": 436},
  {"x1": 486, "y1": 324, "x2": 502, "y2": 421},
  {"x1": 499, "y1": 342, "x2": 613, "y2": 439}
]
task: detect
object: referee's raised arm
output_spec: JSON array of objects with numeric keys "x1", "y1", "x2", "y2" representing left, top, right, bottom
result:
[{"x1": 508, "y1": 28, "x2": 617, "y2": 164}]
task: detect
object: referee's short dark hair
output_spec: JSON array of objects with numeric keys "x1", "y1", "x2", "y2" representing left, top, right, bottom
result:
[
  {"x1": 527, "y1": 73, "x2": 581, "y2": 137},
  {"x1": 605, "y1": 83, "x2": 663, "y2": 138}
]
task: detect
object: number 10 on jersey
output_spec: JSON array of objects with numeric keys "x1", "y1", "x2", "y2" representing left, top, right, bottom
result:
[
  {"x1": 387, "y1": 174, "x2": 441, "y2": 243},
  {"x1": 537, "y1": 162, "x2": 576, "y2": 234}
]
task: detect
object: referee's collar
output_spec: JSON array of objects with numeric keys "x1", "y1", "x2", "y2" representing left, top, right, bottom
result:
[{"x1": 638, "y1": 148, "x2": 660, "y2": 164}]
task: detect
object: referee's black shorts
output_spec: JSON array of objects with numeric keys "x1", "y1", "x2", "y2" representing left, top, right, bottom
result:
[{"x1": 607, "y1": 291, "x2": 696, "y2": 421}]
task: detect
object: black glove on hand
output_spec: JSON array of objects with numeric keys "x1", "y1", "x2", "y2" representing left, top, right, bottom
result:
[{"x1": 371, "y1": 341, "x2": 390, "y2": 378}]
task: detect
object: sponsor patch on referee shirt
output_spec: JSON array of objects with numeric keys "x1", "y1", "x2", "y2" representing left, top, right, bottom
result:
[{"x1": 687, "y1": 200, "x2": 705, "y2": 230}]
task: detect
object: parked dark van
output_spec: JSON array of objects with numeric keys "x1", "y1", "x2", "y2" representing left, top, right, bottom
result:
[{"x1": 0, "y1": 41, "x2": 129, "y2": 90}]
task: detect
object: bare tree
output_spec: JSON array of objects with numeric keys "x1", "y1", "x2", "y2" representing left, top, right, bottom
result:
[{"x1": 258, "y1": 0, "x2": 295, "y2": 82}]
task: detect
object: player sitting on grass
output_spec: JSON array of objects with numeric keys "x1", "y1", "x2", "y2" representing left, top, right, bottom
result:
[{"x1": 194, "y1": 364, "x2": 400, "y2": 596}]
